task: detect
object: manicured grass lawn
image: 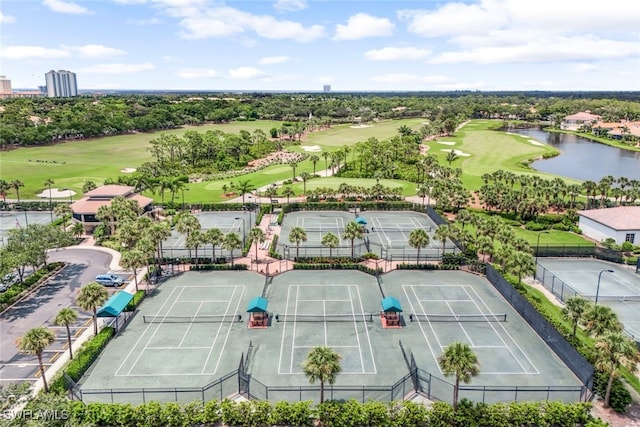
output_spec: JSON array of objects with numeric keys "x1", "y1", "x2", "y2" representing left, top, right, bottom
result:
[
  {"x1": 288, "y1": 177, "x2": 416, "y2": 197},
  {"x1": 425, "y1": 120, "x2": 583, "y2": 190}
]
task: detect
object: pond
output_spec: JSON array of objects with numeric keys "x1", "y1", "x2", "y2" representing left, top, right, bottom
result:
[{"x1": 510, "y1": 127, "x2": 640, "y2": 181}]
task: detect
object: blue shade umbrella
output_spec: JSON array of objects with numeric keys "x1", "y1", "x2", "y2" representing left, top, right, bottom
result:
[
  {"x1": 381, "y1": 296, "x2": 402, "y2": 313},
  {"x1": 355, "y1": 217, "x2": 367, "y2": 225},
  {"x1": 247, "y1": 296, "x2": 268, "y2": 313}
]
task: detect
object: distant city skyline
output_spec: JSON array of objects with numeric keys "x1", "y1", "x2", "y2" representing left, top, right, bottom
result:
[{"x1": 0, "y1": 0, "x2": 638, "y2": 91}]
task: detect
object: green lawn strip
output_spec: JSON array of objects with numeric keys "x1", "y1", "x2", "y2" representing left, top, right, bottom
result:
[{"x1": 287, "y1": 176, "x2": 416, "y2": 197}]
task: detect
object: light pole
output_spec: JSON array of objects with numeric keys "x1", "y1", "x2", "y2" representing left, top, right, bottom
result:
[
  {"x1": 235, "y1": 216, "x2": 246, "y2": 248},
  {"x1": 595, "y1": 269, "x2": 614, "y2": 304},
  {"x1": 181, "y1": 188, "x2": 190, "y2": 211},
  {"x1": 535, "y1": 231, "x2": 549, "y2": 266}
]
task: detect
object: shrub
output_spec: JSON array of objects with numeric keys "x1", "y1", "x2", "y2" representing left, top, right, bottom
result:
[
  {"x1": 124, "y1": 290, "x2": 145, "y2": 312},
  {"x1": 269, "y1": 234, "x2": 282, "y2": 259},
  {"x1": 190, "y1": 264, "x2": 248, "y2": 271},
  {"x1": 524, "y1": 221, "x2": 548, "y2": 231},
  {"x1": 593, "y1": 371, "x2": 632, "y2": 413}
]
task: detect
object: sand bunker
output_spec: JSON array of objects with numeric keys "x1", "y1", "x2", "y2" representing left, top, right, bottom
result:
[
  {"x1": 529, "y1": 140, "x2": 545, "y2": 146},
  {"x1": 440, "y1": 149, "x2": 471, "y2": 157},
  {"x1": 301, "y1": 145, "x2": 322, "y2": 152},
  {"x1": 37, "y1": 188, "x2": 77, "y2": 199},
  {"x1": 436, "y1": 141, "x2": 456, "y2": 145},
  {"x1": 350, "y1": 124, "x2": 373, "y2": 129},
  {"x1": 120, "y1": 167, "x2": 137, "y2": 173}
]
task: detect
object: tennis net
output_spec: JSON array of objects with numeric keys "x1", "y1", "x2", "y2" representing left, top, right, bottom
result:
[
  {"x1": 275, "y1": 313, "x2": 375, "y2": 322},
  {"x1": 583, "y1": 294, "x2": 640, "y2": 303},
  {"x1": 143, "y1": 314, "x2": 243, "y2": 323},
  {"x1": 290, "y1": 226, "x2": 433, "y2": 233},
  {"x1": 409, "y1": 313, "x2": 507, "y2": 322}
]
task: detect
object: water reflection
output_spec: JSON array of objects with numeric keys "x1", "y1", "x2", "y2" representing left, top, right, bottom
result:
[{"x1": 510, "y1": 127, "x2": 640, "y2": 181}]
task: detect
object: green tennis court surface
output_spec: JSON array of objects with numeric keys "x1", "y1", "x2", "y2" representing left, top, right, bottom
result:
[
  {"x1": 0, "y1": 211, "x2": 57, "y2": 247},
  {"x1": 537, "y1": 258, "x2": 640, "y2": 342},
  {"x1": 80, "y1": 269, "x2": 581, "y2": 404}
]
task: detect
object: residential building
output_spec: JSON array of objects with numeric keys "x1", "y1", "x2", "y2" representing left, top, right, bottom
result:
[
  {"x1": 560, "y1": 111, "x2": 601, "y2": 131},
  {"x1": 323, "y1": 84, "x2": 331, "y2": 93},
  {"x1": 45, "y1": 70, "x2": 78, "y2": 97},
  {"x1": 0, "y1": 76, "x2": 12, "y2": 99},
  {"x1": 70, "y1": 185, "x2": 153, "y2": 232},
  {"x1": 578, "y1": 206, "x2": 640, "y2": 245}
]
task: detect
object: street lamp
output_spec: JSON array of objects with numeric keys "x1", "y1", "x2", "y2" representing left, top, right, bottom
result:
[
  {"x1": 535, "y1": 231, "x2": 550, "y2": 266},
  {"x1": 181, "y1": 188, "x2": 190, "y2": 211},
  {"x1": 235, "y1": 216, "x2": 246, "y2": 248},
  {"x1": 595, "y1": 269, "x2": 615, "y2": 304}
]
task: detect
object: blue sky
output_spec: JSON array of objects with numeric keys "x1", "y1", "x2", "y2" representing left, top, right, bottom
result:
[{"x1": 1, "y1": 0, "x2": 639, "y2": 91}]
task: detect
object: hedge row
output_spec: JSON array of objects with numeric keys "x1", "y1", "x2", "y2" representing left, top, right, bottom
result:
[
  {"x1": 0, "y1": 262, "x2": 65, "y2": 307},
  {"x1": 282, "y1": 201, "x2": 420, "y2": 214},
  {"x1": 50, "y1": 327, "x2": 115, "y2": 393},
  {"x1": 269, "y1": 234, "x2": 282, "y2": 259},
  {"x1": 44, "y1": 398, "x2": 597, "y2": 427},
  {"x1": 124, "y1": 290, "x2": 146, "y2": 312},
  {"x1": 292, "y1": 263, "x2": 382, "y2": 275},
  {"x1": 190, "y1": 264, "x2": 248, "y2": 271},
  {"x1": 295, "y1": 256, "x2": 363, "y2": 264},
  {"x1": 396, "y1": 263, "x2": 461, "y2": 271}
]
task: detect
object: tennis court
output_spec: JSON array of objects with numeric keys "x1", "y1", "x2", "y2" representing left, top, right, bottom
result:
[
  {"x1": 278, "y1": 210, "x2": 452, "y2": 260},
  {"x1": 162, "y1": 211, "x2": 252, "y2": 259},
  {"x1": 537, "y1": 258, "x2": 640, "y2": 341},
  {"x1": 0, "y1": 211, "x2": 57, "y2": 247}
]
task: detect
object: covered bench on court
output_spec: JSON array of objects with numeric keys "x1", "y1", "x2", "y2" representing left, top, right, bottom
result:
[
  {"x1": 247, "y1": 296, "x2": 269, "y2": 329},
  {"x1": 97, "y1": 291, "x2": 135, "y2": 332},
  {"x1": 380, "y1": 296, "x2": 403, "y2": 328}
]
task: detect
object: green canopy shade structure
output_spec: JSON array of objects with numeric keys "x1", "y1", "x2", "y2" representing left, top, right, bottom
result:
[
  {"x1": 381, "y1": 296, "x2": 402, "y2": 313},
  {"x1": 247, "y1": 296, "x2": 268, "y2": 313},
  {"x1": 97, "y1": 291, "x2": 134, "y2": 317},
  {"x1": 355, "y1": 217, "x2": 367, "y2": 225}
]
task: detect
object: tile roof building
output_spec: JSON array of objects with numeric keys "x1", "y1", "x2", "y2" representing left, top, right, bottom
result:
[{"x1": 578, "y1": 206, "x2": 640, "y2": 245}]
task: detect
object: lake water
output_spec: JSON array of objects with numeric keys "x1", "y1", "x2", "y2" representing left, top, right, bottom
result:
[{"x1": 511, "y1": 128, "x2": 640, "y2": 181}]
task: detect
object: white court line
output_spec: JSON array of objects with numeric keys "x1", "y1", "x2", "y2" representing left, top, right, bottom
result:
[
  {"x1": 354, "y1": 285, "x2": 377, "y2": 374},
  {"x1": 418, "y1": 299, "x2": 472, "y2": 302},
  {"x1": 176, "y1": 299, "x2": 232, "y2": 303},
  {"x1": 443, "y1": 299, "x2": 475, "y2": 347},
  {"x1": 278, "y1": 285, "x2": 293, "y2": 375},
  {"x1": 205, "y1": 286, "x2": 245, "y2": 375},
  {"x1": 406, "y1": 285, "x2": 446, "y2": 358},
  {"x1": 323, "y1": 300, "x2": 328, "y2": 347},
  {"x1": 147, "y1": 346, "x2": 212, "y2": 350},
  {"x1": 122, "y1": 286, "x2": 188, "y2": 376},
  {"x1": 464, "y1": 286, "x2": 539, "y2": 375},
  {"x1": 337, "y1": 217, "x2": 345, "y2": 241},
  {"x1": 298, "y1": 299, "x2": 352, "y2": 302},
  {"x1": 289, "y1": 285, "x2": 301, "y2": 373},
  {"x1": 177, "y1": 300, "x2": 205, "y2": 348},
  {"x1": 348, "y1": 285, "x2": 366, "y2": 373},
  {"x1": 294, "y1": 345, "x2": 360, "y2": 349}
]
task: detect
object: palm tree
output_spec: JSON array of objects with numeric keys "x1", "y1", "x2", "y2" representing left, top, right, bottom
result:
[
  {"x1": 583, "y1": 304, "x2": 622, "y2": 337},
  {"x1": 438, "y1": 342, "x2": 480, "y2": 410},
  {"x1": 185, "y1": 230, "x2": 204, "y2": 264},
  {"x1": 44, "y1": 179, "x2": 54, "y2": 221},
  {"x1": 249, "y1": 227, "x2": 266, "y2": 264},
  {"x1": 288, "y1": 226, "x2": 307, "y2": 260},
  {"x1": 321, "y1": 232, "x2": 339, "y2": 258},
  {"x1": 16, "y1": 327, "x2": 56, "y2": 392},
  {"x1": 300, "y1": 172, "x2": 311, "y2": 195},
  {"x1": 594, "y1": 332, "x2": 639, "y2": 409},
  {"x1": 71, "y1": 222, "x2": 84, "y2": 239},
  {"x1": 232, "y1": 180, "x2": 256, "y2": 204},
  {"x1": 309, "y1": 155, "x2": 320, "y2": 175},
  {"x1": 342, "y1": 221, "x2": 364, "y2": 259},
  {"x1": 175, "y1": 211, "x2": 201, "y2": 259},
  {"x1": 121, "y1": 249, "x2": 146, "y2": 292},
  {"x1": 289, "y1": 161, "x2": 299, "y2": 182},
  {"x1": 561, "y1": 296, "x2": 591, "y2": 340},
  {"x1": 82, "y1": 180, "x2": 97, "y2": 194},
  {"x1": 322, "y1": 152, "x2": 330, "y2": 174},
  {"x1": 53, "y1": 203, "x2": 72, "y2": 229},
  {"x1": 281, "y1": 186, "x2": 295, "y2": 203},
  {"x1": 408, "y1": 228, "x2": 430, "y2": 264},
  {"x1": 54, "y1": 308, "x2": 78, "y2": 360},
  {"x1": 76, "y1": 282, "x2": 108, "y2": 335},
  {"x1": 0, "y1": 179, "x2": 9, "y2": 204},
  {"x1": 434, "y1": 225, "x2": 452, "y2": 257},
  {"x1": 446, "y1": 150, "x2": 458, "y2": 166},
  {"x1": 10, "y1": 179, "x2": 24, "y2": 203},
  {"x1": 205, "y1": 228, "x2": 224, "y2": 262},
  {"x1": 223, "y1": 232, "x2": 242, "y2": 266},
  {"x1": 505, "y1": 250, "x2": 535, "y2": 285},
  {"x1": 301, "y1": 346, "x2": 342, "y2": 404}
]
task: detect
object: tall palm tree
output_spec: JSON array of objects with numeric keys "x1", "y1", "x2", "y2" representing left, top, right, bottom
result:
[
  {"x1": 505, "y1": 251, "x2": 535, "y2": 285},
  {"x1": 281, "y1": 186, "x2": 295, "y2": 203},
  {"x1": 120, "y1": 249, "x2": 146, "y2": 292},
  {"x1": 288, "y1": 226, "x2": 307, "y2": 260},
  {"x1": 232, "y1": 179, "x2": 256, "y2": 204},
  {"x1": 16, "y1": 327, "x2": 56, "y2": 392},
  {"x1": 322, "y1": 152, "x2": 330, "y2": 174},
  {"x1": 438, "y1": 342, "x2": 480, "y2": 410},
  {"x1": 594, "y1": 332, "x2": 639, "y2": 409},
  {"x1": 309, "y1": 155, "x2": 320, "y2": 175},
  {"x1": 321, "y1": 232, "x2": 339, "y2": 258},
  {"x1": 10, "y1": 179, "x2": 24, "y2": 203},
  {"x1": 223, "y1": 232, "x2": 242, "y2": 266},
  {"x1": 175, "y1": 211, "x2": 201, "y2": 259},
  {"x1": 249, "y1": 227, "x2": 266, "y2": 264},
  {"x1": 342, "y1": 221, "x2": 364, "y2": 259},
  {"x1": 433, "y1": 225, "x2": 452, "y2": 257},
  {"x1": 301, "y1": 346, "x2": 342, "y2": 404},
  {"x1": 44, "y1": 179, "x2": 55, "y2": 222},
  {"x1": 76, "y1": 282, "x2": 108, "y2": 335},
  {"x1": 289, "y1": 161, "x2": 298, "y2": 181},
  {"x1": 408, "y1": 228, "x2": 430, "y2": 264},
  {"x1": 53, "y1": 203, "x2": 72, "y2": 229},
  {"x1": 561, "y1": 296, "x2": 591, "y2": 340},
  {"x1": 54, "y1": 308, "x2": 78, "y2": 360},
  {"x1": 185, "y1": 230, "x2": 204, "y2": 264},
  {"x1": 205, "y1": 228, "x2": 224, "y2": 262},
  {"x1": 583, "y1": 304, "x2": 622, "y2": 337},
  {"x1": 300, "y1": 172, "x2": 311, "y2": 195},
  {"x1": 0, "y1": 179, "x2": 9, "y2": 204}
]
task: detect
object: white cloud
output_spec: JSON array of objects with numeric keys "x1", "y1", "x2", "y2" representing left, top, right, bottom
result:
[
  {"x1": 179, "y1": 68, "x2": 218, "y2": 79},
  {"x1": 42, "y1": 0, "x2": 94, "y2": 15},
  {"x1": 0, "y1": 11, "x2": 16, "y2": 23},
  {"x1": 571, "y1": 63, "x2": 597, "y2": 73},
  {"x1": 370, "y1": 74, "x2": 451, "y2": 84},
  {"x1": 365, "y1": 47, "x2": 431, "y2": 61},
  {"x1": 334, "y1": 13, "x2": 394, "y2": 40},
  {"x1": 261, "y1": 74, "x2": 302, "y2": 82},
  {"x1": 78, "y1": 63, "x2": 155, "y2": 74},
  {"x1": 258, "y1": 56, "x2": 290, "y2": 65},
  {"x1": 63, "y1": 44, "x2": 127, "y2": 58},
  {"x1": 273, "y1": 0, "x2": 308, "y2": 12},
  {"x1": 127, "y1": 17, "x2": 162, "y2": 25},
  {"x1": 227, "y1": 67, "x2": 265, "y2": 80},
  {"x1": 1, "y1": 45, "x2": 70, "y2": 59}
]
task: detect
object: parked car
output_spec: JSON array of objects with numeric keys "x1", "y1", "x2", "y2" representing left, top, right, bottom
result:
[
  {"x1": 0, "y1": 283, "x2": 7, "y2": 293},
  {"x1": 95, "y1": 274, "x2": 124, "y2": 287}
]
